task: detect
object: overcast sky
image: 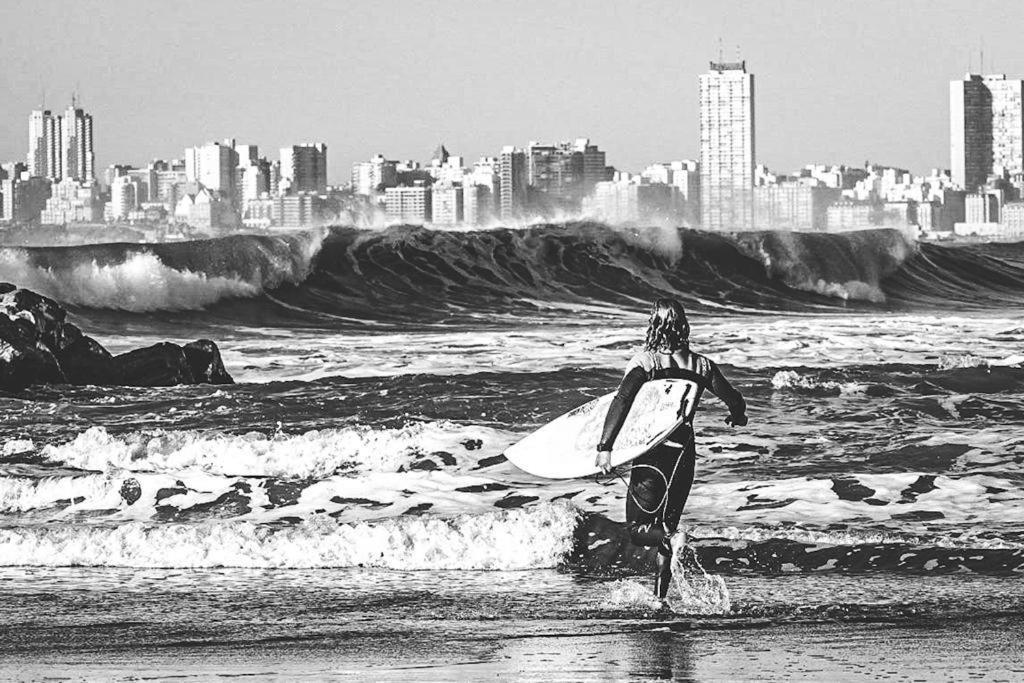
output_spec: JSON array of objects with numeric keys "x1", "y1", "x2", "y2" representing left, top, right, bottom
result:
[{"x1": 3, "y1": 0, "x2": 1023, "y2": 182}]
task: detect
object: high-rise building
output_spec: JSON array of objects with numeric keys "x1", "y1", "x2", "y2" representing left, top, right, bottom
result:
[
  {"x1": 385, "y1": 185, "x2": 431, "y2": 223},
  {"x1": 60, "y1": 104, "x2": 95, "y2": 182},
  {"x1": 526, "y1": 139, "x2": 607, "y2": 210},
  {"x1": 431, "y1": 183, "x2": 464, "y2": 225},
  {"x1": 108, "y1": 175, "x2": 141, "y2": 220},
  {"x1": 950, "y1": 73, "x2": 1024, "y2": 191},
  {"x1": 0, "y1": 175, "x2": 51, "y2": 223},
  {"x1": 699, "y1": 60, "x2": 755, "y2": 231},
  {"x1": 462, "y1": 184, "x2": 490, "y2": 226},
  {"x1": 28, "y1": 110, "x2": 61, "y2": 179},
  {"x1": 499, "y1": 146, "x2": 527, "y2": 220},
  {"x1": 752, "y1": 184, "x2": 840, "y2": 232},
  {"x1": 352, "y1": 154, "x2": 398, "y2": 195},
  {"x1": 185, "y1": 141, "x2": 239, "y2": 197},
  {"x1": 280, "y1": 143, "x2": 327, "y2": 194}
]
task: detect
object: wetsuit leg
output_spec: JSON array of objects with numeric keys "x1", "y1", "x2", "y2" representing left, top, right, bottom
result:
[
  {"x1": 625, "y1": 449, "x2": 670, "y2": 548},
  {"x1": 626, "y1": 426, "x2": 697, "y2": 600}
]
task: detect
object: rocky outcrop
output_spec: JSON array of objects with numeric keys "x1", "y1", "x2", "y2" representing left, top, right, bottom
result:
[
  {"x1": 184, "y1": 339, "x2": 233, "y2": 384},
  {"x1": 0, "y1": 283, "x2": 233, "y2": 391},
  {"x1": 114, "y1": 342, "x2": 196, "y2": 387}
]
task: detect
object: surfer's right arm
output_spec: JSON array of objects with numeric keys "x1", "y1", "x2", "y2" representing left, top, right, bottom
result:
[
  {"x1": 596, "y1": 359, "x2": 651, "y2": 459},
  {"x1": 706, "y1": 360, "x2": 747, "y2": 426}
]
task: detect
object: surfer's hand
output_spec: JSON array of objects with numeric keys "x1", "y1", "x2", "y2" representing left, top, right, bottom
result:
[
  {"x1": 726, "y1": 413, "x2": 748, "y2": 427},
  {"x1": 595, "y1": 450, "x2": 612, "y2": 473}
]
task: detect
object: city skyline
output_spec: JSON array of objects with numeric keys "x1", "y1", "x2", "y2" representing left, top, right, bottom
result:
[{"x1": 4, "y1": 1, "x2": 1024, "y2": 182}]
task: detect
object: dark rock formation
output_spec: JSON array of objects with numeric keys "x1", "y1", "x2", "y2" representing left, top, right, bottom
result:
[
  {"x1": 114, "y1": 342, "x2": 196, "y2": 387},
  {"x1": 0, "y1": 283, "x2": 234, "y2": 391},
  {"x1": 56, "y1": 335, "x2": 119, "y2": 386},
  {"x1": 183, "y1": 339, "x2": 233, "y2": 384}
]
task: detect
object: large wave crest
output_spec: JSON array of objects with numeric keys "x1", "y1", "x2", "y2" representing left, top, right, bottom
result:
[{"x1": 1, "y1": 223, "x2": 1022, "y2": 319}]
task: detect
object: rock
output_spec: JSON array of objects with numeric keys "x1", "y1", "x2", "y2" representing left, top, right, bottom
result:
[
  {"x1": 120, "y1": 478, "x2": 142, "y2": 505},
  {"x1": 31, "y1": 341, "x2": 67, "y2": 384},
  {"x1": 0, "y1": 287, "x2": 67, "y2": 350},
  {"x1": 114, "y1": 342, "x2": 196, "y2": 387},
  {"x1": 0, "y1": 318, "x2": 66, "y2": 390},
  {"x1": 0, "y1": 283, "x2": 233, "y2": 390},
  {"x1": 57, "y1": 334, "x2": 120, "y2": 386},
  {"x1": 183, "y1": 339, "x2": 233, "y2": 384}
]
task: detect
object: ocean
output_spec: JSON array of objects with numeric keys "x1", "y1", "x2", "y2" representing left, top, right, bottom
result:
[{"x1": 1, "y1": 222, "x2": 1023, "y2": 680}]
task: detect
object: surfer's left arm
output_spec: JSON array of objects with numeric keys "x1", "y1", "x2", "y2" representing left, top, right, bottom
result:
[
  {"x1": 596, "y1": 366, "x2": 648, "y2": 466},
  {"x1": 707, "y1": 361, "x2": 747, "y2": 426}
]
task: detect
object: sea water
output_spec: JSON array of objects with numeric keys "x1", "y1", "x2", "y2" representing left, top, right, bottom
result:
[{"x1": 1, "y1": 224, "x2": 1023, "y2": 678}]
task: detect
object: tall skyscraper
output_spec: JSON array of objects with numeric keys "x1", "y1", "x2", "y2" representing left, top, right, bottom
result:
[
  {"x1": 699, "y1": 60, "x2": 755, "y2": 231},
  {"x1": 499, "y1": 146, "x2": 527, "y2": 220},
  {"x1": 280, "y1": 143, "x2": 328, "y2": 194},
  {"x1": 27, "y1": 110, "x2": 61, "y2": 179},
  {"x1": 950, "y1": 73, "x2": 1024, "y2": 191},
  {"x1": 60, "y1": 103, "x2": 95, "y2": 182}
]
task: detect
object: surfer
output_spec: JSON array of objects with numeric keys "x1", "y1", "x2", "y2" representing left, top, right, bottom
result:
[{"x1": 596, "y1": 298, "x2": 747, "y2": 601}]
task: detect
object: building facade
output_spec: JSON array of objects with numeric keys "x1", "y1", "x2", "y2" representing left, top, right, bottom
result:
[
  {"x1": 40, "y1": 178, "x2": 102, "y2": 224},
  {"x1": 27, "y1": 109, "x2": 61, "y2": 179},
  {"x1": 699, "y1": 61, "x2": 755, "y2": 231},
  {"x1": 280, "y1": 144, "x2": 327, "y2": 194},
  {"x1": 498, "y1": 146, "x2": 527, "y2": 220},
  {"x1": 185, "y1": 141, "x2": 238, "y2": 197},
  {"x1": 431, "y1": 183, "x2": 464, "y2": 225},
  {"x1": 584, "y1": 179, "x2": 678, "y2": 224},
  {"x1": 385, "y1": 185, "x2": 431, "y2": 223},
  {"x1": 352, "y1": 154, "x2": 398, "y2": 196},
  {"x1": 0, "y1": 176, "x2": 51, "y2": 223},
  {"x1": 59, "y1": 104, "x2": 95, "y2": 182},
  {"x1": 950, "y1": 73, "x2": 1024, "y2": 191},
  {"x1": 753, "y1": 184, "x2": 839, "y2": 231}
]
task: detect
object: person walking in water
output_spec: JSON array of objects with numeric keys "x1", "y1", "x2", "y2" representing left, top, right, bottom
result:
[{"x1": 596, "y1": 298, "x2": 747, "y2": 601}]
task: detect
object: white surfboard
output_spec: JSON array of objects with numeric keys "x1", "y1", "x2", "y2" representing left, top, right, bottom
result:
[{"x1": 504, "y1": 379, "x2": 700, "y2": 479}]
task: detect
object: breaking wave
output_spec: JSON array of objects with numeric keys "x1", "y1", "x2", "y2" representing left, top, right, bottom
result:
[
  {"x1": 0, "y1": 230, "x2": 324, "y2": 312},
  {"x1": 0, "y1": 502, "x2": 579, "y2": 570},
  {"x1": 0, "y1": 223, "x2": 1021, "y2": 320}
]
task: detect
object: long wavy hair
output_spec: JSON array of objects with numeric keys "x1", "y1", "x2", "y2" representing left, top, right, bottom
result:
[{"x1": 643, "y1": 298, "x2": 690, "y2": 352}]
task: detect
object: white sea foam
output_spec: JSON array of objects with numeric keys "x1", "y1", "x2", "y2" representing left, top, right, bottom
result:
[
  {"x1": 602, "y1": 580, "x2": 664, "y2": 611},
  {"x1": 0, "y1": 502, "x2": 578, "y2": 570},
  {"x1": 0, "y1": 251, "x2": 261, "y2": 312},
  {"x1": 770, "y1": 370, "x2": 868, "y2": 395},
  {"x1": 39, "y1": 423, "x2": 516, "y2": 478}
]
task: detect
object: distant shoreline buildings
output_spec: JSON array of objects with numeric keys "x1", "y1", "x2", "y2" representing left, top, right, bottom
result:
[{"x1": 4, "y1": 58, "x2": 1024, "y2": 241}]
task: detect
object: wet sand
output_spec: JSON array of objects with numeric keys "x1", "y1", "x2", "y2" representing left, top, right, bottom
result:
[{"x1": 3, "y1": 616, "x2": 1022, "y2": 681}]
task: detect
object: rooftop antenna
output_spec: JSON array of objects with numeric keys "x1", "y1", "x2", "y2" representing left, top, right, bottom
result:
[
  {"x1": 980, "y1": 37, "x2": 985, "y2": 75},
  {"x1": 717, "y1": 37, "x2": 723, "y2": 62}
]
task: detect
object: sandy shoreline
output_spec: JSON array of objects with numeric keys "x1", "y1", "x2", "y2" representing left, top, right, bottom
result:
[{"x1": 3, "y1": 616, "x2": 1022, "y2": 681}]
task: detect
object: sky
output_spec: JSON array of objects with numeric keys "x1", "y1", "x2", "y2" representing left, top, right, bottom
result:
[{"x1": 3, "y1": 0, "x2": 1024, "y2": 183}]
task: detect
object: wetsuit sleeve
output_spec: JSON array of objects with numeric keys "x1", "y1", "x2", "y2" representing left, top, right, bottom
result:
[
  {"x1": 707, "y1": 360, "x2": 746, "y2": 420},
  {"x1": 597, "y1": 367, "x2": 648, "y2": 451}
]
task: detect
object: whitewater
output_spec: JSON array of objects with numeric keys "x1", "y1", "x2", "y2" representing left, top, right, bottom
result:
[{"x1": 1, "y1": 222, "x2": 1023, "y2": 678}]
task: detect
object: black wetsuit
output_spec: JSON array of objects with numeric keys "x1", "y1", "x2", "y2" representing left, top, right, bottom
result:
[{"x1": 598, "y1": 348, "x2": 746, "y2": 550}]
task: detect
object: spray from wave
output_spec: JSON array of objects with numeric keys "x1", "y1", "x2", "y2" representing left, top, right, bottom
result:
[{"x1": 0, "y1": 229, "x2": 325, "y2": 312}]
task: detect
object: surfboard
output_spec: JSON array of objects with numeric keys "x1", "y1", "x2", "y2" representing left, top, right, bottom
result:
[{"x1": 504, "y1": 379, "x2": 699, "y2": 479}]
